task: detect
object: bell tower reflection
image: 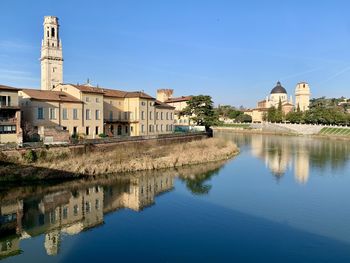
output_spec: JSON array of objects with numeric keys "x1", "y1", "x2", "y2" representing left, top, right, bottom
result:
[{"x1": 251, "y1": 135, "x2": 309, "y2": 184}]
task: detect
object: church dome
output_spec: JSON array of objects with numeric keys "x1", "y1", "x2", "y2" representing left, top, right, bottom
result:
[{"x1": 270, "y1": 81, "x2": 287, "y2": 94}]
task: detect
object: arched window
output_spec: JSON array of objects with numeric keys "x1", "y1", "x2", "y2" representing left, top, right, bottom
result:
[{"x1": 51, "y1": 27, "x2": 55, "y2": 37}]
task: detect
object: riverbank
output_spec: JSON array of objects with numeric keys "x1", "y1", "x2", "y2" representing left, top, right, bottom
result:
[
  {"x1": 0, "y1": 138, "x2": 239, "y2": 181},
  {"x1": 213, "y1": 125, "x2": 350, "y2": 141}
]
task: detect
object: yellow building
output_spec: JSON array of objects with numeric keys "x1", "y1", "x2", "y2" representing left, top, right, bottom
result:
[
  {"x1": 54, "y1": 84, "x2": 104, "y2": 137},
  {"x1": 19, "y1": 89, "x2": 89, "y2": 140},
  {"x1": 0, "y1": 85, "x2": 22, "y2": 144},
  {"x1": 54, "y1": 83, "x2": 175, "y2": 137},
  {"x1": 156, "y1": 89, "x2": 193, "y2": 126}
]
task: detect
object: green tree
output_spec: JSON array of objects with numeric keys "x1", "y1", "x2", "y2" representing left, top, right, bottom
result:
[
  {"x1": 235, "y1": 114, "x2": 252, "y2": 123},
  {"x1": 181, "y1": 95, "x2": 219, "y2": 129}
]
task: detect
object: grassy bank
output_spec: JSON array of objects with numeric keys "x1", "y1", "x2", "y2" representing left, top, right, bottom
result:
[{"x1": 0, "y1": 138, "x2": 239, "y2": 181}]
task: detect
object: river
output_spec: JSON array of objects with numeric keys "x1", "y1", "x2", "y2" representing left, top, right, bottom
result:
[{"x1": 1, "y1": 132, "x2": 350, "y2": 262}]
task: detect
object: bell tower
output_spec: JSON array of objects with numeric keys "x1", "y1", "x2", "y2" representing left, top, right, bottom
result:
[
  {"x1": 41, "y1": 16, "x2": 63, "y2": 90},
  {"x1": 295, "y1": 82, "x2": 311, "y2": 111}
]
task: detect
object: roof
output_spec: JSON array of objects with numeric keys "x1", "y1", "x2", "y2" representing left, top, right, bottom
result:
[
  {"x1": 68, "y1": 84, "x2": 105, "y2": 94},
  {"x1": 0, "y1": 84, "x2": 20, "y2": 92},
  {"x1": 65, "y1": 84, "x2": 155, "y2": 99},
  {"x1": 270, "y1": 81, "x2": 287, "y2": 94},
  {"x1": 154, "y1": 100, "x2": 175, "y2": 109},
  {"x1": 165, "y1": 96, "x2": 192, "y2": 103},
  {"x1": 124, "y1": 91, "x2": 155, "y2": 100},
  {"x1": 21, "y1": 89, "x2": 83, "y2": 103}
]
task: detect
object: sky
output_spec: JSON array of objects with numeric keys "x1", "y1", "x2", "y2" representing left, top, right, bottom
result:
[{"x1": 1, "y1": 0, "x2": 350, "y2": 107}]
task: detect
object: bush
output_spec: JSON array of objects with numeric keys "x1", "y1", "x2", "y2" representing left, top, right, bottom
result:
[
  {"x1": 23, "y1": 149, "x2": 38, "y2": 163},
  {"x1": 98, "y1": 133, "x2": 108, "y2": 138}
]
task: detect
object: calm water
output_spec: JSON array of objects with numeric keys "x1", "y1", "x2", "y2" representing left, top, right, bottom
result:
[{"x1": 1, "y1": 132, "x2": 350, "y2": 262}]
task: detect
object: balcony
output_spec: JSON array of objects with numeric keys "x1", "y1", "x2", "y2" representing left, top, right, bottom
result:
[{"x1": 0, "y1": 117, "x2": 17, "y2": 125}]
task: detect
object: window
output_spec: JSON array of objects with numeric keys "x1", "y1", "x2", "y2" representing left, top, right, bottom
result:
[
  {"x1": 73, "y1": 126, "x2": 78, "y2": 135},
  {"x1": 85, "y1": 202, "x2": 91, "y2": 214},
  {"x1": 150, "y1": 111, "x2": 153, "y2": 120},
  {"x1": 95, "y1": 126, "x2": 99, "y2": 135},
  {"x1": 161, "y1": 112, "x2": 163, "y2": 120},
  {"x1": 156, "y1": 112, "x2": 159, "y2": 120},
  {"x1": 96, "y1": 97, "x2": 100, "y2": 103},
  {"x1": 86, "y1": 109, "x2": 91, "y2": 120},
  {"x1": 49, "y1": 108, "x2": 56, "y2": 120},
  {"x1": 96, "y1": 110, "x2": 100, "y2": 120},
  {"x1": 170, "y1": 113, "x2": 173, "y2": 120},
  {"x1": 130, "y1": 126, "x2": 133, "y2": 133},
  {"x1": 124, "y1": 112, "x2": 128, "y2": 120},
  {"x1": 141, "y1": 101, "x2": 146, "y2": 106},
  {"x1": 63, "y1": 126, "x2": 67, "y2": 131},
  {"x1": 73, "y1": 205, "x2": 79, "y2": 216},
  {"x1": 156, "y1": 125, "x2": 158, "y2": 132},
  {"x1": 125, "y1": 126, "x2": 128, "y2": 134},
  {"x1": 161, "y1": 124, "x2": 163, "y2": 131},
  {"x1": 117, "y1": 125, "x2": 122, "y2": 135},
  {"x1": 7, "y1": 96, "x2": 11, "y2": 106},
  {"x1": 141, "y1": 125, "x2": 144, "y2": 133},
  {"x1": 141, "y1": 111, "x2": 145, "y2": 120},
  {"x1": 166, "y1": 124, "x2": 169, "y2": 131},
  {"x1": 0, "y1": 125, "x2": 16, "y2": 134},
  {"x1": 86, "y1": 126, "x2": 90, "y2": 135},
  {"x1": 149, "y1": 125, "x2": 152, "y2": 132},
  {"x1": 52, "y1": 67, "x2": 56, "y2": 73},
  {"x1": 63, "y1": 207, "x2": 68, "y2": 219},
  {"x1": 37, "y1": 107, "x2": 44, "y2": 120},
  {"x1": 62, "y1": 108, "x2": 68, "y2": 120},
  {"x1": 95, "y1": 199, "x2": 100, "y2": 210},
  {"x1": 51, "y1": 27, "x2": 55, "y2": 37},
  {"x1": 73, "y1": 109, "x2": 78, "y2": 120},
  {"x1": 109, "y1": 111, "x2": 113, "y2": 120},
  {"x1": 166, "y1": 112, "x2": 169, "y2": 120},
  {"x1": 85, "y1": 97, "x2": 90, "y2": 102}
]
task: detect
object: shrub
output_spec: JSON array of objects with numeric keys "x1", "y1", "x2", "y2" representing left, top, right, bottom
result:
[
  {"x1": 98, "y1": 133, "x2": 108, "y2": 138},
  {"x1": 23, "y1": 149, "x2": 38, "y2": 163}
]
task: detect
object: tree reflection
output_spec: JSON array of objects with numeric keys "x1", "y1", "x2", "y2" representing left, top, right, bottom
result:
[{"x1": 177, "y1": 161, "x2": 226, "y2": 195}]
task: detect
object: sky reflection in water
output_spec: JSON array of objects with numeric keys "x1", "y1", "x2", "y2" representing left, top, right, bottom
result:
[{"x1": 1, "y1": 132, "x2": 350, "y2": 262}]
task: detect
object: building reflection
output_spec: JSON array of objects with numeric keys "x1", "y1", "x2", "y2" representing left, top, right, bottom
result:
[
  {"x1": 250, "y1": 135, "x2": 310, "y2": 184},
  {"x1": 0, "y1": 172, "x2": 174, "y2": 259}
]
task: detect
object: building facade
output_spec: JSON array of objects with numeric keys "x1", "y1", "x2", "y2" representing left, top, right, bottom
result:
[
  {"x1": 0, "y1": 85, "x2": 22, "y2": 144},
  {"x1": 19, "y1": 89, "x2": 85, "y2": 140},
  {"x1": 156, "y1": 89, "x2": 193, "y2": 126}
]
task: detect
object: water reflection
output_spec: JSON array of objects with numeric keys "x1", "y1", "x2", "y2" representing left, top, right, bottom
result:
[
  {"x1": 217, "y1": 132, "x2": 350, "y2": 184},
  {"x1": 0, "y1": 162, "x2": 225, "y2": 260}
]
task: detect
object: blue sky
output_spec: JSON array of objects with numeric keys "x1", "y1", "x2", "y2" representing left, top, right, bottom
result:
[{"x1": 1, "y1": 0, "x2": 350, "y2": 107}]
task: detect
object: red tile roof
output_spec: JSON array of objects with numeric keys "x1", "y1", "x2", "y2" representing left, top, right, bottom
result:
[
  {"x1": 21, "y1": 89, "x2": 83, "y2": 103},
  {"x1": 68, "y1": 84, "x2": 105, "y2": 94},
  {"x1": 65, "y1": 84, "x2": 155, "y2": 99},
  {"x1": 0, "y1": 84, "x2": 21, "y2": 91},
  {"x1": 154, "y1": 100, "x2": 175, "y2": 109},
  {"x1": 165, "y1": 96, "x2": 192, "y2": 103}
]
